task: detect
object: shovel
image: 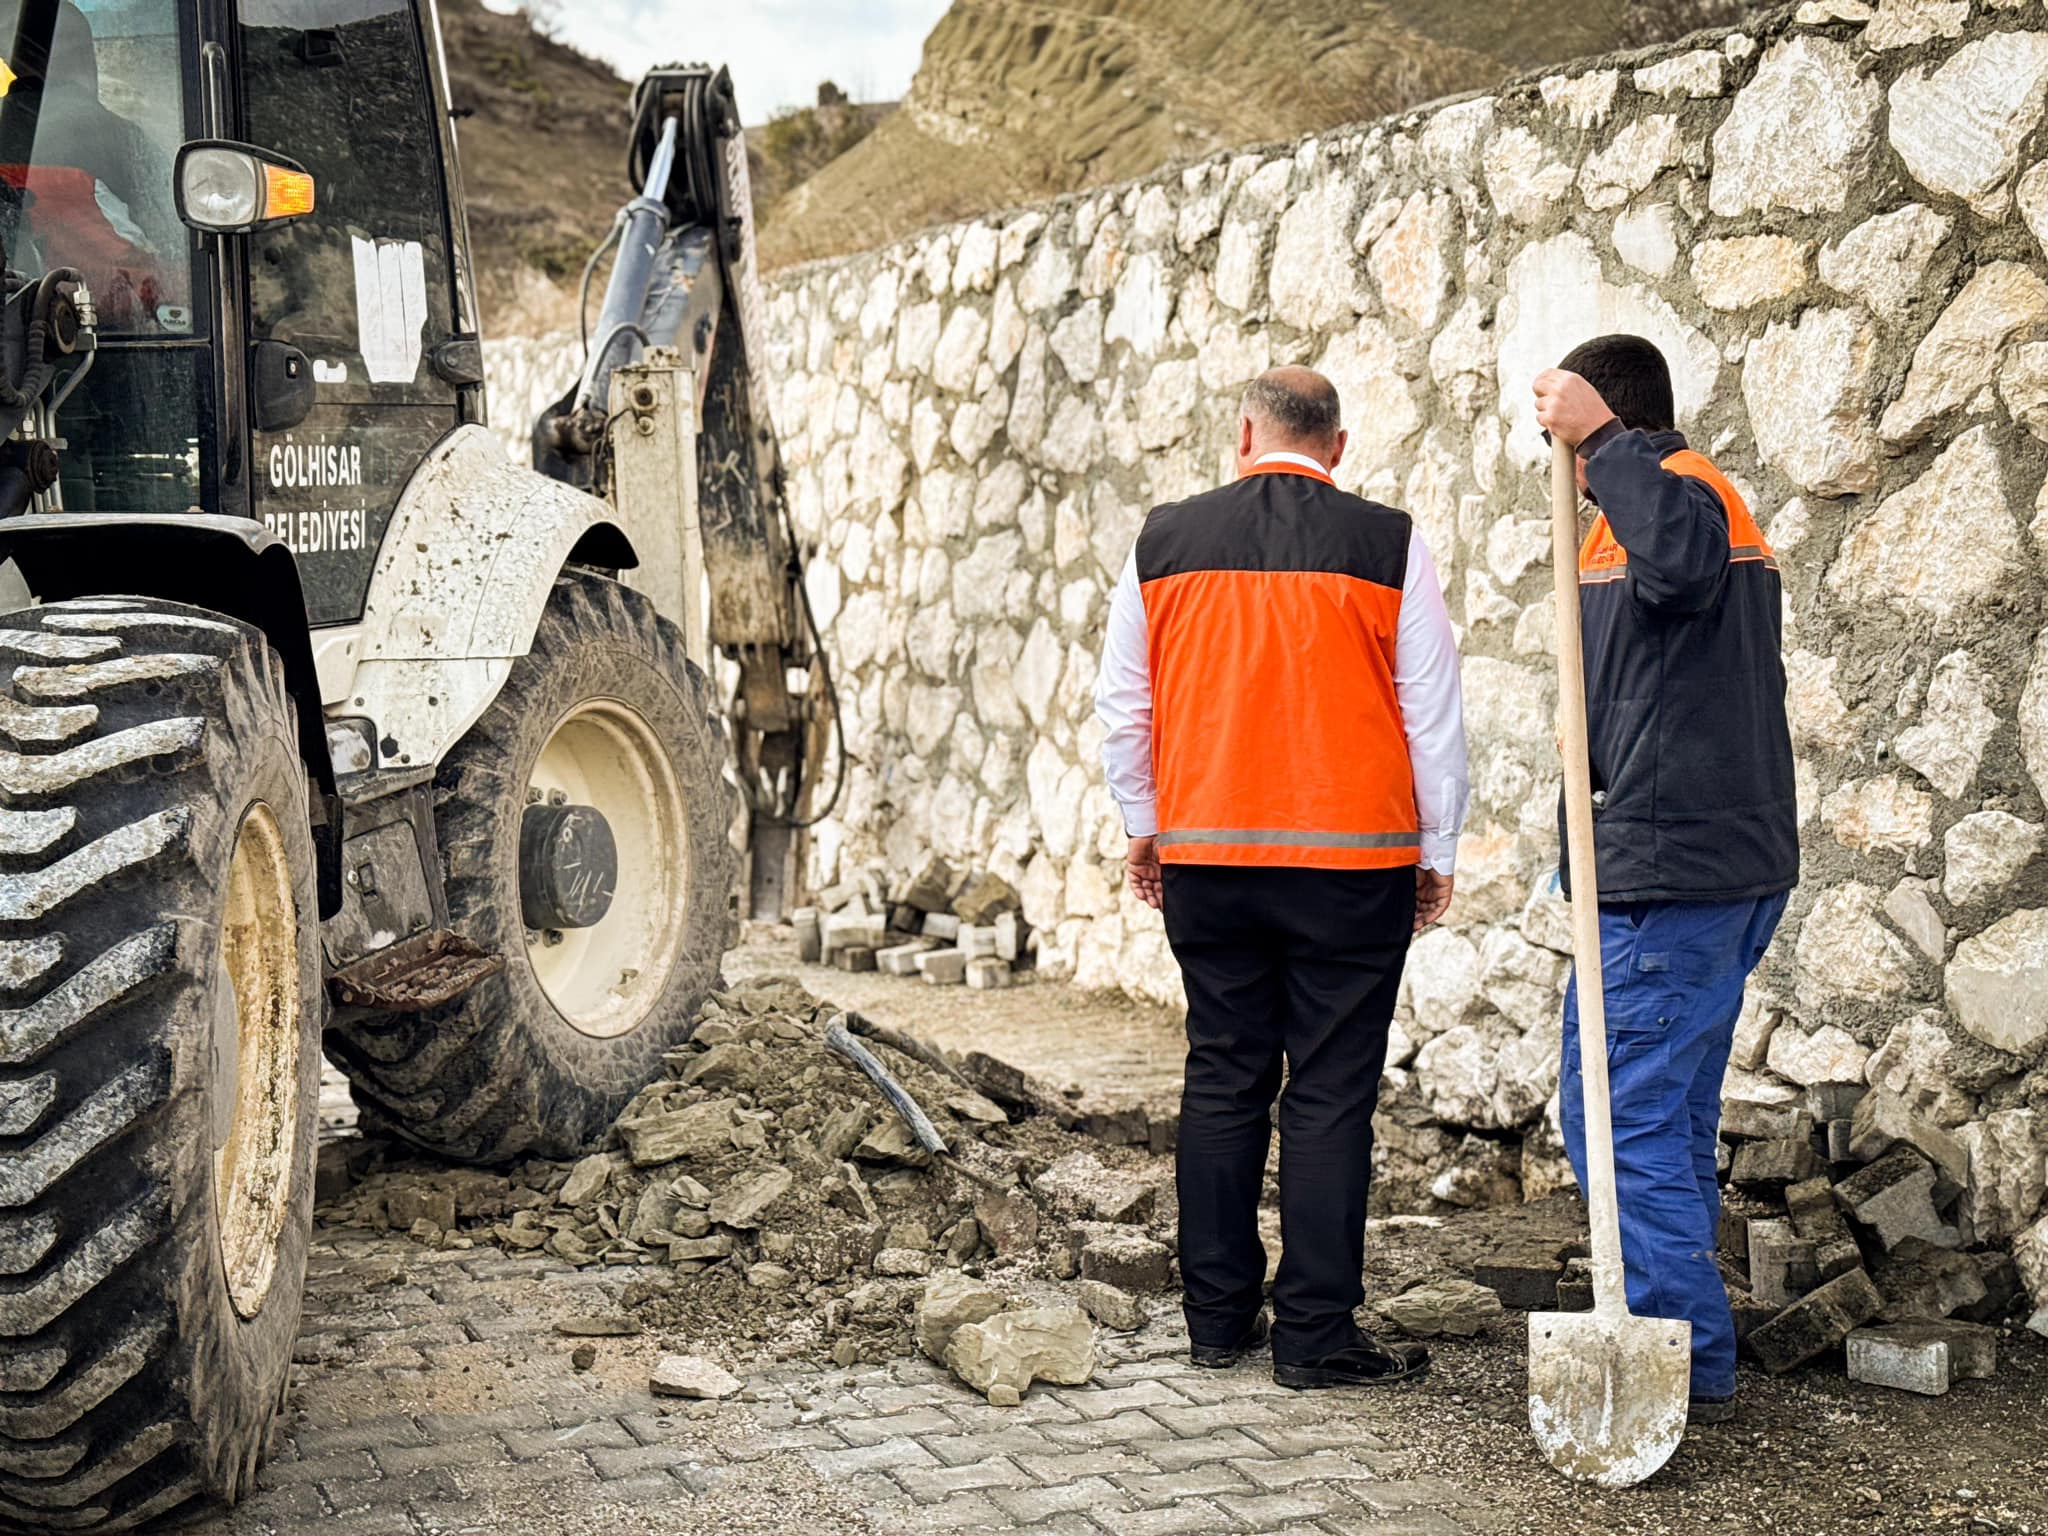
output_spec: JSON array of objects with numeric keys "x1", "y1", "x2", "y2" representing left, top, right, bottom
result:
[{"x1": 1526, "y1": 435, "x2": 1692, "y2": 1488}]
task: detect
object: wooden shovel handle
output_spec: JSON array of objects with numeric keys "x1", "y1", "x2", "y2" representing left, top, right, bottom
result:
[{"x1": 1550, "y1": 437, "x2": 1627, "y2": 1315}]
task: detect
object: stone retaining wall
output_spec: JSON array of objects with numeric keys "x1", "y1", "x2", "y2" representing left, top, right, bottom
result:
[{"x1": 490, "y1": 2, "x2": 2048, "y2": 1237}]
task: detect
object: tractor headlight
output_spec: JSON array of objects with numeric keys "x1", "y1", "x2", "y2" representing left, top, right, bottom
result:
[{"x1": 175, "y1": 141, "x2": 318, "y2": 235}]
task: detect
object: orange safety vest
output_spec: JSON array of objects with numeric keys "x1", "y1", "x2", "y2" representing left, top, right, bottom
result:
[{"x1": 1136, "y1": 462, "x2": 1419, "y2": 870}]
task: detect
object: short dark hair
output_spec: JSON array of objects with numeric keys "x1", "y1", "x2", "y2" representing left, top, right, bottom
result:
[
  {"x1": 1242, "y1": 368, "x2": 1342, "y2": 443},
  {"x1": 1559, "y1": 334, "x2": 1674, "y2": 433}
]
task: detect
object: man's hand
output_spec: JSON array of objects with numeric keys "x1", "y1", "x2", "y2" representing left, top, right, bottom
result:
[
  {"x1": 1414, "y1": 869, "x2": 1454, "y2": 932},
  {"x1": 1126, "y1": 835, "x2": 1163, "y2": 910},
  {"x1": 1533, "y1": 369, "x2": 1617, "y2": 450}
]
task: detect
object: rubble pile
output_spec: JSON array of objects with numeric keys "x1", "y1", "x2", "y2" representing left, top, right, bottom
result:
[
  {"x1": 321, "y1": 974, "x2": 1174, "y2": 1392},
  {"x1": 793, "y1": 854, "x2": 1035, "y2": 991},
  {"x1": 1703, "y1": 1071, "x2": 2044, "y2": 1394}
]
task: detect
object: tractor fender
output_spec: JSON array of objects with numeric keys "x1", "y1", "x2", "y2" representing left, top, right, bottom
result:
[
  {"x1": 337, "y1": 424, "x2": 639, "y2": 772},
  {"x1": 0, "y1": 510, "x2": 345, "y2": 914}
]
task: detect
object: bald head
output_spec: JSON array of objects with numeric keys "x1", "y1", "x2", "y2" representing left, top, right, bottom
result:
[{"x1": 1237, "y1": 366, "x2": 1346, "y2": 473}]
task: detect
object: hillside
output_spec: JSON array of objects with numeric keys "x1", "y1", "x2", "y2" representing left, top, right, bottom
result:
[
  {"x1": 438, "y1": 0, "x2": 634, "y2": 334},
  {"x1": 437, "y1": 0, "x2": 1780, "y2": 316},
  {"x1": 761, "y1": 0, "x2": 1776, "y2": 268}
]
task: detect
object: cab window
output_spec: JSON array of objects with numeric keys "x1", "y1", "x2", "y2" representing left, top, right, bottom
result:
[{"x1": 238, "y1": 0, "x2": 455, "y2": 403}]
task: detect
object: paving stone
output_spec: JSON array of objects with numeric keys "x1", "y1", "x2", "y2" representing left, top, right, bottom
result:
[
  {"x1": 257, "y1": 1450, "x2": 379, "y2": 1490},
  {"x1": 894, "y1": 1454, "x2": 1030, "y2": 1502},
  {"x1": 375, "y1": 1437, "x2": 505, "y2": 1478},
  {"x1": 1115, "y1": 1462, "x2": 1261, "y2": 1503},
  {"x1": 985, "y1": 1474, "x2": 1134, "y2": 1522},
  {"x1": 1751, "y1": 1268, "x2": 1885, "y2": 1373},
  {"x1": 1215, "y1": 1485, "x2": 1358, "y2": 1524},
  {"x1": 500, "y1": 1420, "x2": 639, "y2": 1459},
  {"x1": 293, "y1": 1416, "x2": 432, "y2": 1459},
  {"x1": 1142, "y1": 1427, "x2": 1278, "y2": 1469},
  {"x1": 1038, "y1": 1409, "x2": 1177, "y2": 1447},
  {"x1": 1111, "y1": 1499, "x2": 1238, "y2": 1535},
  {"x1": 911, "y1": 1490, "x2": 1008, "y2": 1530},
  {"x1": 804, "y1": 1436, "x2": 942, "y2": 1478},
  {"x1": 1232, "y1": 1451, "x2": 1393, "y2": 1488}
]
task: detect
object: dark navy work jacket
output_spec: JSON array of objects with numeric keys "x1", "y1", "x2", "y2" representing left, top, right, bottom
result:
[{"x1": 1561, "y1": 425, "x2": 1799, "y2": 905}]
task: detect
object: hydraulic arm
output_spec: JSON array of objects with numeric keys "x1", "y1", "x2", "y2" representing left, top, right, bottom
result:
[{"x1": 534, "y1": 66, "x2": 841, "y2": 916}]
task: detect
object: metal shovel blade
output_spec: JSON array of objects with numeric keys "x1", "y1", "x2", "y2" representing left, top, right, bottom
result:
[{"x1": 1527, "y1": 1308, "x2": 1692, "y2": 1487}]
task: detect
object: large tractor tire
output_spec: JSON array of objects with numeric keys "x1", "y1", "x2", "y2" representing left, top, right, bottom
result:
[
  {"x1": 329, "y1": 572, "x2": 739, "y2": 1162},
  {"x1": 0, "y1": 599, "x2": 321, "y2": 1531}
]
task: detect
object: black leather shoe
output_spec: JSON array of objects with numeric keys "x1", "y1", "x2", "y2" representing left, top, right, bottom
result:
[
  {"x1": 1190, "y1": 1313, "x2": 1269, "y2": 1368},
  {"x1": 1273, "y1": 1331, "x2": 1430, "y2": 1389},
  {"x1": 1690, "y1": 1394, "x2": 1736, "y2": 1425}
]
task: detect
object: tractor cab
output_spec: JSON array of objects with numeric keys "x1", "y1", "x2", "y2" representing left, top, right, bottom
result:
[{"x1": 0, "y1": 0, "x2": 481, "y2": 622}]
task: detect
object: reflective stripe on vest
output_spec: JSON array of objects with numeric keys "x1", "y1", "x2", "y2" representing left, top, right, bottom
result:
[{"x1": 1159, "y1": 829, "x2": 1423, "y2": 850}]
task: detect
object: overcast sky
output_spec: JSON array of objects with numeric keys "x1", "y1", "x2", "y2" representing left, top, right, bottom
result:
[{"x1": 480, "y1": 0, "x2": 952, "y2": 122}]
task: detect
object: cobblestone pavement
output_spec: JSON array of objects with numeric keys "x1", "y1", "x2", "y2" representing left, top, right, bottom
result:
[{"x1": 184, "y1": 1229, "x2": 1483, "y2": 1536}]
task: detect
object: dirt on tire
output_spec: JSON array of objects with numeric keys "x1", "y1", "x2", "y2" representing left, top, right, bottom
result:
[{"x1": 0, "y1": 598, "x2": 322, "y2": 1532}]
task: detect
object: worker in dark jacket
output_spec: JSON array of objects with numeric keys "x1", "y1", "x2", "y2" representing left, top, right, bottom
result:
[{"x1": 1533, "y1": 335, "x2": 1797, "y2": 1424}]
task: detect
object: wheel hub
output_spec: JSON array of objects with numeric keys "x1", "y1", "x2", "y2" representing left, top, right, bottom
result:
[
  {"x1": 519, "y1": 802, "x2": 619, "y2": 930},
  {"x1": 524, "y1": 700, "x2": 691, "y2": 1039}
]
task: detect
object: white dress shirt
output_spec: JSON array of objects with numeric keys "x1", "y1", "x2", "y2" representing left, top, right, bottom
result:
[{"x1": 1093, "y1": 452, "x2": 1470, "y2": 874}]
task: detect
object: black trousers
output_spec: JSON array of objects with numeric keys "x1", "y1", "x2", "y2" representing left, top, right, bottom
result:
[{"x1": 1162, "y1": 863, "x2": 1413, "y2": 1364}]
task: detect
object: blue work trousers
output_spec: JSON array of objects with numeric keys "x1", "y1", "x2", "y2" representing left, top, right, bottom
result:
[{"x1": 1559, "y1": 893, "x2": 1787, "y2": 1400}]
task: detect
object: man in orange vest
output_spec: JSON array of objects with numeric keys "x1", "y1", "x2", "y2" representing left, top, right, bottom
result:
[
  {"x1": 1096, "y1": 366, "x2": 1469, "y2": 1388},
  {"x1": 1534, "y1": 335, "x2": 1797, "y2": 1423}
]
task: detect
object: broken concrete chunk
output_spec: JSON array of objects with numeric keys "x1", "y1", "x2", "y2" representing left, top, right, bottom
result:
[
  {"x1": 856, "y1": 1112, "x2": 931, "y2": 1166},
  {"x1": 1749, "y1": 1268, "x2": 1884, "y2": 1374},
  {"x1": 1784, "y1": 1177, "x2": 1863, "y2": 1281},
  {"x1": 1472, "y1": 1236, "x2": 1582, "y2": 1310},
  {"x1": 1074, "y1": 1227, "x2": 1174, "y2": 1292},
  {"x1": 1077, "y1": 1279, "x2": 1146, "y2": 1331},
  {"x1": 916, "y1": 1270, "x2": 1013, "y2": 1361},
  {"x1": 995, "y1": 910, "x2": 1026, "y2": 963},
  {"x1": 1875, "y1": 1236, "x2": 1989, "y2": 1321},
  {"x1": 974, "y1": 1186, "x2": 1041, "y2": 1257},
  {"x1": 958, "y1": 925, "x2": 1000, "y2": 961},
  {"x1": 650, "y1": 1355, "x2": 743, "y2": 1400},
  {"x1": 900, "y1": 855, "x2": 955, "y2": 913},
  {"x1": 558, "y1": 1153, "x2": 613, "y2": 1208},
  {"x1": 916, "y1": 948, "x2": 968, "y2": 985},
  {"x1": 682, "y1": 1042, "x2": 763, "y2": 1092},
  {"x1": 952, "y1": 871, "x2": 1021, "y2": 925},
  {"x1": 666, "y1": 1234, "x2": 736, "y2": 1263},
  {"x1": 709, "y1": 1166, "x2": 794, "y2": 1230},
  {"x1": 1730, "y1": 1137, "x2": 1825, "y2": 1189},
  {"x1": 944, "y1": 1305, "x2": 1095, "y2": 1402},
  {"x1": 1721, "y1": 1097, "x2": 1816, "y2": 1143},
  {"x1": 1379, "y1": 1279, "x2": 1506, "y2": 1338},
  {"x1": 944, "y1": 1090, "x2": 1009, "y2": 1125},
  {"x1": 877, "y1": 939, "x2": 939, "y2": 975},
  {"x1": 1032, "y1": 1152, "x2": 1156, "y2": 1224},
  {"x1": 1836, "y1": 1146, "x2": 1960, "y2": 1251},
  {"x1": 1748, "y1": 1218, "x2": 1821, "y2": 1309},
  {"x1": 874, "y1": 1247, "x2": 934, "y2": 1278},
  {"x1": 619, "y1": 1099, "x2": 746, "y2": 1166},
  {"x1": 792, "y1": 907, "x2": 822, "y2": 963},
  {"x1": 965, "y1": 957, "x2": 1013, "y2": 989},
  {"x1": 386, "y1": 1187, "x2": 457, "y2": 1232},
  {"x1": 1847, "y1": 1325, "x2": 1952, "y2": 1396},
  {"x1": 922, "y1": 912, "x2": 962, "y2": 941},
  {"x1": 834, "y1": 946, "x2": 878, "y2": 973}
]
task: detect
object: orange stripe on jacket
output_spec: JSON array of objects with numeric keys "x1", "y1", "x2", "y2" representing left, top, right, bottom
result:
[
  {"x1": 1578, "y1": 448, "x2": 1775, "y2": 575},
  {"x1": 1140, "y1": 567, "x2": 1418, "y2": 870}
]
